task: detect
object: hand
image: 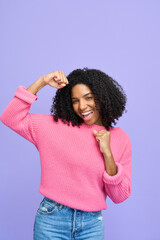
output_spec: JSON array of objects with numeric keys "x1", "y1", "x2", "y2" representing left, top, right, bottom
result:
[
  {"x1": 41, "y1": 71, "x2": 69, "y2": 89},
  {"x1": 93, "y1": 129, "x2": 111, "y2": 154}
]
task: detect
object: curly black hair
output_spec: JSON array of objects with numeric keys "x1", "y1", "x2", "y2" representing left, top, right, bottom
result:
[{"x1": 50, "y1": 67, "x2": 128, "y2": 130}]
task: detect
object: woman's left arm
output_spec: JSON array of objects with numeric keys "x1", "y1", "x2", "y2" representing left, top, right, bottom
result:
[{"x1": 102, "y1": 138, "x2": 132, "y2": 203}]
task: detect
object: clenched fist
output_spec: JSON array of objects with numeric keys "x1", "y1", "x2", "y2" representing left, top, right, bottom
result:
[{"x1": 41, "y1": 71, "x2": 69, "y2": 89}]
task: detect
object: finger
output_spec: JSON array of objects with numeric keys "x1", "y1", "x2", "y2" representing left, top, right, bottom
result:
[
  {"x1": 62, "y1": 71, "x2": 68, "y2": 85},
  {"x1": 57, "y1": 72, "x2": 62, "y2": 82},
  {"x1": 61, "y1": 71, "x2": 66, "y2": 84},
  {"x1": 53, "y1": 71, "x2": 59, "y2": 81},
  {"x1": 64, "y1": 74, "x2": 69, "y2": 84},
  {"x1": 96, "y1": 136, "x2": 100, "y2": 140},
  {"x1": 95, "y1": 133, "x2": 104, "y2": 137},
  {"x1": 57, "y1": 84, "x2": 65, "y2": 89},
  {"x1": 66, "y1": 77, "x2": 69, "y2": 84},
  {"x1": 99, "y1": 130, "x2": 106, "y2": 133},
  {"x1": 52, "y1": 72, "x2": 59, "y2": 80},
  {"x1": 60, "y1": 70, "x2": 68, "y2": 84}
]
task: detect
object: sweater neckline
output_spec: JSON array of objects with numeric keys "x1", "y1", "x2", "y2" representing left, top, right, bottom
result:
[{"x1": 81, "y1": 122, "x2": 119, "y2": 131}]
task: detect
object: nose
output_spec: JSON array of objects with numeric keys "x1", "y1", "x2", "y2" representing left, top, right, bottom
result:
[{"x1": 79, "y1": 100, "x2": 88, "y2": 111}]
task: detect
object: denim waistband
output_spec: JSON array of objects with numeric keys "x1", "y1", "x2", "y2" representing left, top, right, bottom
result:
[
  {"x1": 44, "y1": 196, "x2": 58, "y2": 204},
  {"x1": 43, "y1": 196, "x2": 65, "y2": 211},
  {"x1": 43, "y1": 196, "x2": 102, "y2": 213}
]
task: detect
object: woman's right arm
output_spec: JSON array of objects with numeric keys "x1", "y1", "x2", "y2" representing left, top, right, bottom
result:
[
  {"x1": 0, "y1": 71, "x2": 69, "y2": 146},
  {"x1": 26, "y1": 76, "x2": 47, "y2": 95},
  {"x1": 26, "y1": 70, "x2": 69, "y2": 95}
]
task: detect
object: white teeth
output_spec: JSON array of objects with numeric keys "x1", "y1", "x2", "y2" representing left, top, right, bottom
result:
[{"x1": 82, "y1": 111, "x2": 93, "y2": 116}]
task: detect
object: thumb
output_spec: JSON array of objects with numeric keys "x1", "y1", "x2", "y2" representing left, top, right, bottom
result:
[{"x1": 92, "y1": 130, "x2": 97, "y2": 135}]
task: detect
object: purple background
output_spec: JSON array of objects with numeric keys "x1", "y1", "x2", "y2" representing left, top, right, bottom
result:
[{"x1": 0, "y1": 1, "x2": 160, "y2": 239}]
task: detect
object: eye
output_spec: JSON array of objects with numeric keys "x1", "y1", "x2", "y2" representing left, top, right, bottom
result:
[
  {"x1": 86, "y1": 97, "x2": 92, "y2": 100},
  {"x1": 72, "y1": 97, "x2": 92, "y2": 104}
]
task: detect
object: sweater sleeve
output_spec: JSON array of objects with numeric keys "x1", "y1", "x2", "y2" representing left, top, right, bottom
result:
[
  {"x1": 0, "y1": 86, "x2": 39, "y2": 148},
  {"x1": 103, "y1": 136, "x2": 132, "y2": 204}
]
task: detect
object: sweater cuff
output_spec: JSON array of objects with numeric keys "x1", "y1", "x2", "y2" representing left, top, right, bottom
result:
[
  {"x1": 14, "y1": 86, "x2": 38, "y2": 104},
  {"x1": 103, "y1": 162, "x2": 123, "y2": 185}
]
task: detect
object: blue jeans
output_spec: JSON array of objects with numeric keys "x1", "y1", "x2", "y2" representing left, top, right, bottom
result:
[{"x1": 33, "y1": 196, "x2": 104, "y2": 240}]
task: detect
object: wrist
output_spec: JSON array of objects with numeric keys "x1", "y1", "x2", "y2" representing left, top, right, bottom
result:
[
  {"x1": 37, "y1": 77, "x2": 47, "y2": 87},
  {"x1": 26, "y1": 77, "x2": 47, "y2": 95},
  {"x1": 102, "y1": 149, "x2": 112, "y2": 157}
]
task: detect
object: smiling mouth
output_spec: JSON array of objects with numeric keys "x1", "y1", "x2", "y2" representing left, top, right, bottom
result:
[{"x1": 81, "y1": 111, "x2": 94, "y2": 120}]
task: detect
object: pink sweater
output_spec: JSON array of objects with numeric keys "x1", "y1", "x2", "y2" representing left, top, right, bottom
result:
[{"x1": 0, "y1": 86, "x2": 132, "y2": 211}]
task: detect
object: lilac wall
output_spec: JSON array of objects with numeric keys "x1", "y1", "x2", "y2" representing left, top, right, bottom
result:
[{"x1": 0, "y1": 1, "x2": 159, "y2": 239}]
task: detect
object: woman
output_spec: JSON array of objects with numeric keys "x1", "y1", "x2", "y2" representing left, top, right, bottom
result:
[{"x1": 0, "y1": 68, "x2": 132, "y2": 240}]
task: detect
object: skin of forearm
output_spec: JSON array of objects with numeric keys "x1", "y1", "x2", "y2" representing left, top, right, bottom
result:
[
  {"x1": 103, "y1": 151, "x2": 118, "y2": 176},
  {"x1": 26, "y1": 77, "x2": 47, "y2": 95}
]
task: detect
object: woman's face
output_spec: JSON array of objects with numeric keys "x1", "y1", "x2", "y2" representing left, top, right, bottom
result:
[{"x1": 71, "y1": 84, "x2": 103, "y2": 126}]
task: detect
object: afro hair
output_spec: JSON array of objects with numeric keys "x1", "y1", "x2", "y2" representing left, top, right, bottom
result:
[{"x1": 50, "y1": 67, "x2": 128, "y2": 131}]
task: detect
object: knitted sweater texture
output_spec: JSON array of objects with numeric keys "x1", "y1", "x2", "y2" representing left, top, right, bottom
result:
[{"x1": 0, "y1": 86, "x2": 132, "y2": 211}]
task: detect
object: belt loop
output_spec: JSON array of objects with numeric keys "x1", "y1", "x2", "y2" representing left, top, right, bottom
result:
[{"x1": 57, "y1": 203, "x2": 63, "y2": 210}]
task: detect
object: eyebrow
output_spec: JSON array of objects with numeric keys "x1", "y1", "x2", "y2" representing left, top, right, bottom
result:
[{"x1": 71, "y1": 92, "x2": 93, "y2": 99}]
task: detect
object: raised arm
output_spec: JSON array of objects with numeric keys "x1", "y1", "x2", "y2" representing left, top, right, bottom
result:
[
  {"x1": 0, "y1": 71, "x2": 69, "y2": 146},
  {"x1": 26, "y1": 77, "x2": 47, "y2": 95},
  {"x1": 26, "y1": 70, "x2": 69, "y2": 95}
]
